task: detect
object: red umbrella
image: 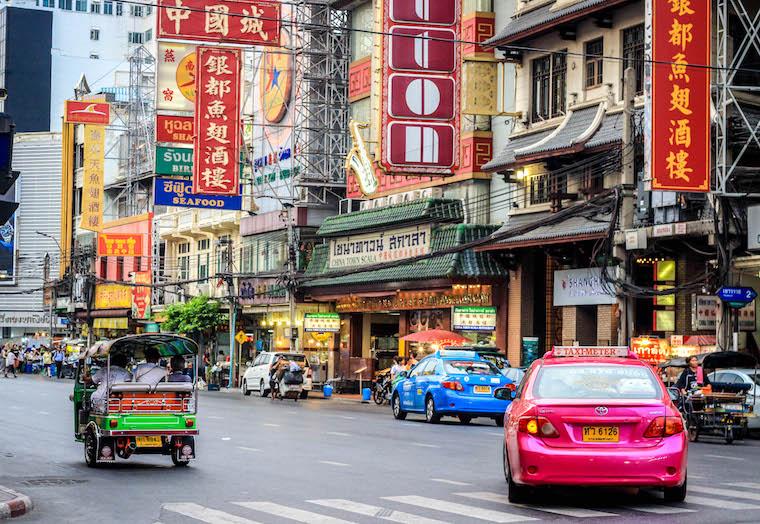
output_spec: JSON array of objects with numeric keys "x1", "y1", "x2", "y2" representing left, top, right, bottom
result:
[{"x1": 401, "y1": 329, "x2": 469, "y2": 346}]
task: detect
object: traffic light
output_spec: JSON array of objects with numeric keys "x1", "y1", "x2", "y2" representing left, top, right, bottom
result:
[{"x1": 0, "y1": 113, "x2": 19, "y2": 224}]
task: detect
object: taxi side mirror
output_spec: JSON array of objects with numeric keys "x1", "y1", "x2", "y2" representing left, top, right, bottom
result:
[{"x1": 494, "y1": 387, "x2": 516, "y2": 401}]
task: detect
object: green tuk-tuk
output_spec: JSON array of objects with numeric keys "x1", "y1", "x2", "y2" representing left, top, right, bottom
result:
[{"x1": 72, "y1": 334, "x2": 199, "y2": 467}]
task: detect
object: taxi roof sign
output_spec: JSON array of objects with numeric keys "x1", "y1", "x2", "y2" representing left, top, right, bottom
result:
[{"x1": 550, "y1": 346, "x2": 632, "y2": 358}]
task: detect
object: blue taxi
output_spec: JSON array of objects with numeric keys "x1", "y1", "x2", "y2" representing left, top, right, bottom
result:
[{"x1": 391, "y1": 350, "x2": 514, "y2": 425}]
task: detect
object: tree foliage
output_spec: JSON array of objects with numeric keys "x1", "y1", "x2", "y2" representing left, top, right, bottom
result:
[{"x1": 162, "y1": 296, "x2": 226, "y2": 336}]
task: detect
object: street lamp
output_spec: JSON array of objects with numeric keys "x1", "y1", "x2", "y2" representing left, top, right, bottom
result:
[{"x1": 35, "y1": 231, "x2": 63, "y2": 342}]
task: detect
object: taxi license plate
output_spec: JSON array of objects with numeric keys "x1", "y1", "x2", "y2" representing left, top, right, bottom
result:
[
  {"x1": 473, "y1": 385, "x2": 491, "y2": 394},
  {"x1": 582, "y1": 426, "x2": 619, "y2": 442},
  {"x1": 135, "y1": 436, "x2": 163, "y2": 448}
]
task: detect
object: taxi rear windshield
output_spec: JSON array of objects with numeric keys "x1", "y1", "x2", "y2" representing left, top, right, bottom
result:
[
  {"x1": 533, "y1": 365, "x2": 662, "y2": 400},
  {"x1": 444, "y1": 360, "x2": 500, "y2": 376}
]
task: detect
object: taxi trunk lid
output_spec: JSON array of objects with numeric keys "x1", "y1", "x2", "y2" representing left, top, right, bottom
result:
[{"x1": 534, "y1": 400, "x2": 666, "y2": 448}]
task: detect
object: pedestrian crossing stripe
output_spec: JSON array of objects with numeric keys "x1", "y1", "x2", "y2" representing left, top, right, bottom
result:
[
  {"x1": 233, "y1": 502, "x2": 354, "y2": 524},
  {"x1": 309, "y1": 499, "x2": 449, "y2": 524},
  {"x1": 383, "y1": 495, "x2": 538, "y2": 523},
  {"x1": 456, "y1": 492, "x2": 618, "y2": 518},
  {"x1": 162, "y1": 503, "x2": 261, "y2": 524}
]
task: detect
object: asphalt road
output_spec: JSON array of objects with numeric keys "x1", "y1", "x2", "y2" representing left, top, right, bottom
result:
[{"x1": 2, "y1": 376, "x2": 760, "y2": 524}]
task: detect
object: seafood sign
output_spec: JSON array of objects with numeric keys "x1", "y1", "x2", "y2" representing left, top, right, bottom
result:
[{"x1": 154, "y1": 177, "x2": 242, "y2": 210}]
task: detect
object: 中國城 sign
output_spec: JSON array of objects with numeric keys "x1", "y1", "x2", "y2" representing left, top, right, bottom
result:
[
  {"x1": 553, "y1": 267, "x2": 617, "y2": 306},
  {"x1": 649, "y1": 0, "x2": 710, "y2": 192},
  {"x1": 328, "y1": 224, "x2": 431, "y2": 269}
]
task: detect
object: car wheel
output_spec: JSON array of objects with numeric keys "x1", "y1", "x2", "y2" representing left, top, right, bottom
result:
[
  {"x1": 425, "y1": 396, "x2": 440, "y2": 424},
  {"x1": 259, "y1": 380, "x2": 269, "y2": 398},
  {"x1": 495, "y1": 415, "x2": 505, "y2": 427},
  {"x1": 392, "y1": 393, "x2": 407, "y2": 420},
  {"x1": 299, "y1": 390, "x2": 309, "y2": 399},
  {"x1": 664, "y1": 473, "x2": 687, "y2": 503},
  {"x1": 505, "y1": 444, "x2": 530, "y2": 503},
  {"x1": 458, "y1": 415, "x2": 472, "y2": 425},
  {"x1": 242, "y1": 380, "x2": 251, "y2": 396}
]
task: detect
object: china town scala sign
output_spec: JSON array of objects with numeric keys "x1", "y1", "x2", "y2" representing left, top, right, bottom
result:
[{"x1": 157, "y1": 0, "x2": 281, "y2": 46}]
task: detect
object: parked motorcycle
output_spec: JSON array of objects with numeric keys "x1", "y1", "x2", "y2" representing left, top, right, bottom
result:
[{"x1": 373, "y1": 370, "x2": 392, "y2": 405}]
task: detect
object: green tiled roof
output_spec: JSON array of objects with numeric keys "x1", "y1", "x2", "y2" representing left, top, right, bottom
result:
[
  {"x1": 303, "y1": 224, "x2": 507, "y2": 289},
  {"x1": 316, "y1": 198, "x2": 464, "y2": 237}
]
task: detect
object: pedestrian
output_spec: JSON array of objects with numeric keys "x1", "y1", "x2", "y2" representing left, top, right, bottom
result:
[
  {"x1": 390, "y1": 355, "x2": 405, "y2": 381},
  {"x1": 4, "y1": 348, "x2": 17, "y2": 378},
  {"x1": 0, "y1": 347, "x2": 6, "y2": 375},
  {"x1": 42, "y1": 348, "x2": 52, "y2": 377},
  {"x1": 406, "y1": 351, "x2": 418, "y2": 370},
  {"x1": 676, "y1": 355, "x2": 711, "y2": 395},
  {"x1": 53, "y1": 347, "x2": 65, "y2": 379}
]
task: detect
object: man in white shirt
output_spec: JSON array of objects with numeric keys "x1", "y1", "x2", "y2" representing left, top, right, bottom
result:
[
  {"x1": 134, "y1": 348, "x2": 167, "y2": 386},
  {"x1": 89, "y1": 354, "x2": 132, "y2": 412}
]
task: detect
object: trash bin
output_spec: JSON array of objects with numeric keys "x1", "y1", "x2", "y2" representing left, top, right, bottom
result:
[
  {"x1": 362, "y1": 387, "x2": 371, "y2": 403},
  {"x1": 323, "y1": 384, "x2": 333, "y2": 398}
]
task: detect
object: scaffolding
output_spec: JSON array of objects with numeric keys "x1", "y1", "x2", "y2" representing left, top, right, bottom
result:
[{"x1": 714, "y1": 0, "x2": 760, "y2": 195}]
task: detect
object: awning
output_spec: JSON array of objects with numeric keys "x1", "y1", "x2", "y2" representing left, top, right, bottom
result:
[
  {"x1": 484, "y1": 104, "x2": 622, "y2": 172},
  {"x1": 478, "y1": 209, "x2": 614, "y2": 251}
]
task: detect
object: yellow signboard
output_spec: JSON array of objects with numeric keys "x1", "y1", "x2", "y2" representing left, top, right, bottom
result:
[
  {"x1": 94, "y1": 284, "x2": 132, "y2": 309},
  {"x1": 93, "y1": 318, "x2": 129, "y2": 330},
  {"x1": 80, "y1": 124, "x2": 105, "y2": 231},
  {"x1": 235, "y1": 330, "x2": 248, "y2": 345}
]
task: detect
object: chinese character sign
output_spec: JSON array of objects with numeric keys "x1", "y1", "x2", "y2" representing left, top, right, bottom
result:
[
  {"x1": 81, "y1": 125, "x2": 105, "y2": 232},
  {"x1": 157, "y1": 0, "x2": 281, "y2": 46},
  {"x1": 193, "y1": 46, "x2": 242, "y2": 196},
  {"x1": 157, "y1": 42, "x2": 197, "y2": 112},
  {"x1": 650, "y1": 0, "x2": 710, "y2": 192}
]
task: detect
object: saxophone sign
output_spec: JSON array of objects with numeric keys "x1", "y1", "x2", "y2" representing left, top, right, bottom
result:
[{"x1": 345, "y1": 120, "x2": 379, "y2": 195}]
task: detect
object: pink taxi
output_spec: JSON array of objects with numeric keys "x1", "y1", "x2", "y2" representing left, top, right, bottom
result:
[{"x1": 496, "y1": 346, "x2": 687, "y2": 503}]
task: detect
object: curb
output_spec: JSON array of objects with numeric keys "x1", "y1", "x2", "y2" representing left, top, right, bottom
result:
[{"x1": 0, "y1": 486, "x2": 33, "y2": 519}]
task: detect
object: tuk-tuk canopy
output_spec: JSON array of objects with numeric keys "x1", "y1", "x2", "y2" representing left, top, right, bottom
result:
[
  {"x1": 657, "y1": 353, "x2": 713, "y2": 369},
  {"x1": 702, "y1": 351, "x2": 758, "y2": 370},
  {"x1": 81, "y1": 334, "x2": 199, "y2": 360}
]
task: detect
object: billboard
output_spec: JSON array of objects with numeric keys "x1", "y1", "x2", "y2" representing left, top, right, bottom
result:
[
  {"x1": 157, "y1": 0, "x2": 281, "y2": 46},
  {"x1": 64, "y1": 101, "x2": 110, "y2": 125},
  {"x1": 98, "y1": 233, "x2": 144, "y2": 257},
  {"x1": 157, "y1": 42, "x2": 197, "y2": 112},
  {"x1": 156, "y1": 114, "x2": 194, "y2": 144},
  {"x1": 156, "y1": 146, "x2": 193, "y2": 176},
  {"x1": 131, "y1": 271, "x2": 151, "y2": 320},
  {"x1": 649, "y1": 0, "x2": 710, "y2": 192},
  {"x1": 193, "y1": 46, "x2": 242, "y2": 196},
  {"x1": 80, "y1": 124, "x2": 105, "y2": 232},
  {"x1": 94, "y1": 284, "x2": 132, "y2": 309},
  {"x1": 0, "y1": 186, "x2": 16, "y2": 284},
  {"x1": 154, "y1": 177, "x2": 242, "y2": 210}
]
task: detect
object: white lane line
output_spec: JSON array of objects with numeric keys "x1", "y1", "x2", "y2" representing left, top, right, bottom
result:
[
  {"x1": 221, "y1": 437, "x2": 232, "y2": 441},
  {"x1": 326, "y1": 431, "x2": 352, "y2": 437},
  {"x1": 456, "y1": 492, "x2": 617, "y2": 518},
  {"x1": 725, "y1": 482, "x2": 760, "y2": 489},
  {"x1": 237, "y1": 446, "x2": 262, "y2": 452},
  {"x1": 162, "y1": 503, "x2": 261, "y2": 524},
  {"x1": 263, "y1": 423, "x2": 280, "y2": 427},
  {"x1": 622, "y1": 505, "x2": 695, "y2": 514},
  {"x1": 38, "y1": 411, "x2": 50, "y2": 415},
  {"x1": 383, "y1": 496, "x2": 537, "y2": 523},
  {"x1": 319, "y1": 460, "x2": 350, "y2": 467},
  {"x1": 233, "y1": 502, "x2": 355, "y2": 524},
  {"x1": 430, "y1": 478, "x2": 471, "y2": 486},
  {"x1": 310, "y1": 499, "x2": 448, "y2": 524},
  {"x1": 685, "y1": 496, "x2": 760, "y2": 510},
  {"x1": 411, "y1": 442, "x2": 440, "y2": 448},
  {"x1": 337, "y1": 415, "x2": 356, "y2": 420},
  {"x1": 704, "y1": 454, "x2": 743, "y2": 461},
  {"x1": 689, "y1": 485, "x2": 760, "y2": 502},
  {"x1": 207, "y1": 415, "x2": 224, "y2": 420}
]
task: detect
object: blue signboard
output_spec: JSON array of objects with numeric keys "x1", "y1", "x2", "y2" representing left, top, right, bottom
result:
[
  {"x1": 154, "y1": 177, "x2": 242, "y2": 211},
  {"x1": 716, "y1": 286, "x2": 757, "y2": 307}
]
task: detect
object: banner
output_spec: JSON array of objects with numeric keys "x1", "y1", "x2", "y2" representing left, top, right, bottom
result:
[
  {"x1": 193, "y1": 46, "x2": 242, "y2": 196},
  {"x1": 650, "y1": 0, "x2": 710, "y2": 192},
  {"x1": 0, "y1": 187, "x2": 17, "y2": 283},
  {"x1": 156, "y1": 145, "x2": 193, "y2": 175},
  {"x1": 94, "y1": 284, "x2": 132, "y2": 309},
  {"x1": 553, "y1": 268, "x2": 617, "y2": 306},
  {"x1": 98, "y1": 233, "x2": 144, "y2": 257},
  {"x1": 131, "y1": 271, "x2": 152, "y2": 320},
  {"x1": 80, "y1": 124, "x2": 105, "y2": 232},
  {"x1": 328, "y1": 224, "x2": 431, "y2": 269},
  {"x1": 157, "y1": 0, "x2": 281, "y2": 46},
  {"x1": 157, "y1": 42, "x2": 197, "y2": 112},
  {"x1": 64, "y1": 101, "x2": 110, "y2": 125},
  {"x1": 156, "y1": 114, "x2": 194, "y2": 144},
  {"x1": 154, "y1": 177, "x2": 242, "y2": 210}
]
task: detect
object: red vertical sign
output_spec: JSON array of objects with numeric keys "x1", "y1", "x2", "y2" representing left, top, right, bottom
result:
[
  {"x1": 193, "y1": 46, "x2": 242, "y2": 196},
  {"x1": 651, "y1": 0, "x2": 710, "y2": 192}
]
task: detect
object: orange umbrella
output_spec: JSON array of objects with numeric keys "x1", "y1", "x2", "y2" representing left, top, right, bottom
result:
[{"x1": 401, "y1": 329, "x2": 469, "y2": 346}]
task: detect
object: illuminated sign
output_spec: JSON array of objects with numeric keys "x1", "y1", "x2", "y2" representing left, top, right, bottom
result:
[
  {"x1": 452, "y1": 306, "x2": 497, "y2": 331},
  {"x1": 64, "y1": 101, "x2": 110, "y2": 125},
  {"x1": 97, "y1": 233, "x2": 144, "y2": 257},
  {"x1": 304, "y1": 313, "x2": 341, "y2": 333}
]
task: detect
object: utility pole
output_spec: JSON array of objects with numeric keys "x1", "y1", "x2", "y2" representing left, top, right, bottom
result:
[
  {"x1": 285, "y1": 204, "x2": 298, "y2": 352},
  {"x1": 222, "y1": 237, "x2": 237, "y2": 388},
  {"x1": 616, "y1": 67, "x2": 636, "y2": 346}
]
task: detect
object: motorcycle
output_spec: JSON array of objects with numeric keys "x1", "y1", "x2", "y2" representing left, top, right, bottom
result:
[{"x1": 373, "y1": 370, "x2": 392, "y2": 405}]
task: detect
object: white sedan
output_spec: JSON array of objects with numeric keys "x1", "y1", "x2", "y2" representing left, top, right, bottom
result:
[
  {"x1": 708, "y1": 368, "x2": 760, "y2": 429},
  {"x1": 241, "y1": 352, "x2": 313, "y2": 399}
]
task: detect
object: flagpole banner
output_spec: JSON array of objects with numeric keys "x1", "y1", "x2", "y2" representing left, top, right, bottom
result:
[
  {"x1": 157, "y1": 42, "x2": 197, "y2": 112},
  {"x1": 650, "y1": 0, "x2": 710, "y2": 192},
  {"x1": 193, "y1": 46, "x2": 242, "y2": 196},
  {"x1": 80, "y1": 125, "x2": 105, "y2": 232}
]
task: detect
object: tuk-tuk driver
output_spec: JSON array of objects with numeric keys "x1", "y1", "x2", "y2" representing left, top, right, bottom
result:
[
  {"x1": 676, "y1": 355, "x2": 711, "y2": 395},
  {"x1": 135, "y1": 347, "x2": 167, "y2": 385},
  {"x1": 88, "y1": 354, "x2": 132, "y2": 412}
]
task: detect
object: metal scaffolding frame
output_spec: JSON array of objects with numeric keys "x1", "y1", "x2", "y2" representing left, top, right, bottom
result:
[{"x1": 714, "y1": 0, "x2": 760, "y2": 195}]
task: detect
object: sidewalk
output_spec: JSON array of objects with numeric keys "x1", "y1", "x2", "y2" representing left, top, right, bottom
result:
[
  {"x1": 202, "y1": 387, "x2": 371, "y2": 404},
  {"x1": 0, "y1": 486, "x2": 32, "y2": 519}
]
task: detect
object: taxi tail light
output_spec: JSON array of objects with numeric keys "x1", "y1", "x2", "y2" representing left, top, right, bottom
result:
[
  {"x1": 441, "y1": 381, "x2": 464, "y2": 391},
  {"x1": 644, "y1": 416, "x2": 684, "y2": 438},
  {"x1": 518, "y1": 416, "x2": 559, "y2": 438}
]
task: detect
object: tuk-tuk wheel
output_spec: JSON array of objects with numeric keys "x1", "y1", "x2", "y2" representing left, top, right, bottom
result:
[
  {"x1": 172, "y1": 453, "x2": 189, "y2": 467},
  {"x1": 687, "y1": 424, "x2": 699, "y2": 443},
  {"x1": 84, "y1": 430, "x2": 99, "y2": 468},
  {"x1": 725, "y1": 426, "x2": 734, "y2": 445}
]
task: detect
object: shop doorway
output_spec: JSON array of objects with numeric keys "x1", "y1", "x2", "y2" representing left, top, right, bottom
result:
[
  {"x1": 371, "y1": 314, "x2": 399, "y2": 371},
  {"x1": 575, "y1": 305, "x2": 598, "y2": 345}
]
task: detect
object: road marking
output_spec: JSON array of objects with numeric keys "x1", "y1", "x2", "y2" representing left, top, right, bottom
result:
[
  {"x1": 725, "y1": 482, "x2": 760, "y2": 490},
  {"x1": 319, "y1": 460, "x2": 350, "y2": 467},
  {"x1": 622, "y1": 504, "x2": 695, "y2": 514},
  {"x1": 685, "y1": 496, "x2": 760, "y2": 510},
  {"x1": 430, "y1": 478, "x2": 471, "y2": 486},
  {"x1": 38, "y1": 411, "x2": 50, "y2": 415},
  {"x1": 704, "y1": 454, "x2": 743, "y2": 461},
  {"x1": 233, "y1": 502, "x2": 355, "y2": 524},
  {"x1": 263, "y1": 423, "x2": 280, "y2": 427},
  {"x1": 384, "y1": 496, "x2": 537, "y2": 523},
  {"x1": 337, "y1": 415, "x2": 356, "y2": 420},
  {"x1": 411, "y1": 442, "x2": 440, "y2": 448},
  {"x1": 9, "y1": 406, "x2": 20, "y2": 410},
  {"x1": 689, "y1": 485, "x2": 760, "y2": 502},
  {"x1": 221, "y1": 437, "x2": 231, "y2": 441},
  {"x1": 326, "y1": 431, "x2": 352, "y2": 437},
  {"x1": 162, "y1": 503, "x2": 261, "y2": 524},
  {"x1": 237, "y1": 447, "x2": 261, "y2": 452},
  {"x1": 456, "y1": 492, "x2": 617, "y2": 518},
  {"x1": 310, "y1": 499, "x2": 448, "y2": 524},
  {"x1": 207, "y1": 416, "x2": 224, "y2": 420}
]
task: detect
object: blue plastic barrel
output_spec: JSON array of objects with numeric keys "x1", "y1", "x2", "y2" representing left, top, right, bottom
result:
[
  {"x1": 323, "y1": 384, "x2": 333, "y2": 398},
  {"x1": 362, "y1": 387, "x2": 371, "y2": 402}
]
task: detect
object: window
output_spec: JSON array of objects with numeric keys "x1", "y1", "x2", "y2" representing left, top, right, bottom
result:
[
  {"x1": 90, "y1": 1, "x2": 100, "y2": 13},
  {"x1": 144, "y1": 29, "x2": 152, "y2": 42},
  {"x1": 130, "y1": 4, "x2": 143, "y2": 17},
  {"x1": 43, "y1": 0, "x2": 55, "y2": 7},
  {"x1": 217, "y1": 235, "x2": 231, "y2": 273},
  {"x1": 128, "y1": 32, "x2": 144, "y2": 44},
  {"x1": 530, "y1": 174, "x2": 550, "y2": 205},
  {"x1": 533, "y1": 365, "x2": 661, "y2": 400},
  {"x1": 115, "y1": 1, "x2": 123, "y2": 16},
  {"x1": 531, "y1": 51, "x2": 566, "y2": 121},
  {"x1": 58, "y1": 0, "x2": 72, "y2": 10},
  {"x1": 146, "y1": 6, "x2": 152, "y2": 15},
  {"x1": 116, "y1": 257, "x2": 125, "y2": 281},
  {"x1": 90, "y1": 29, "x2": 100, "y2": 41},
  {"x1": 584, "y1": 38, "x2": 604, "y2": 88},
  {"x1": 99, "y1": 257, "x2": 107, "y2": 279},
  {"x1": 622, "y1": 24, "x2": 645, "y2": 96},
  {"x1": 197, "y1": 252, "x2": 209, "y2": 280},
  {"x1": 90, "y1": 53, "x2": 99, "y2": 60},
  {"x1": 75, "y1": 0, "x2": 87, "y2": 12},
  {"x1": 198, "y1": 239, "x2": 210, "y2": 251},
  {"x1": 580, "y1": 164, "x2": 604, "y2": 195},
  {"x1": 177, "y1": 242, "x2": 190, "y2": 280},
  {"x1": 443, "y1": 360, "x2": 500, "y2": 376},
  {"x1": 103, "y1": 0, "x2": 112, "y2": 14}
]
